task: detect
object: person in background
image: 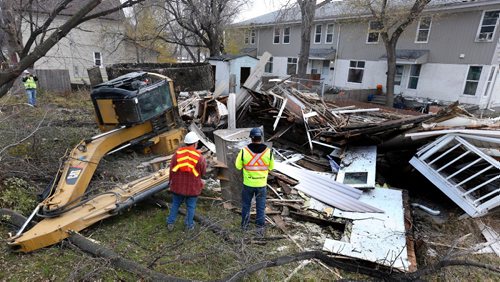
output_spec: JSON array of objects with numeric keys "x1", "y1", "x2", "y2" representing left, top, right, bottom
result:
[
  {"x1": 166, "y1": 132, "x2": 207, "y2": 231},
  {"x1": 21, "y1": 70, "x2": 38, "y2": 107},
  {"x1": 235, "y1": 127, "x2": 274, "y2": 237}
]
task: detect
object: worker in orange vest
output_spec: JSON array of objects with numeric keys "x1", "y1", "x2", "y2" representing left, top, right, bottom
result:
[{"x1": 167, "y1": 131, "x2": 206, "y2": 231}]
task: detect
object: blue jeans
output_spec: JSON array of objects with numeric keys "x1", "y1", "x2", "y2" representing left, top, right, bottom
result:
[
  {"x1": 26, "y1": 89, "x2": 36, "y2": 106},
  {"x1": 241, "y1": 185, "x2": 266, "y2": 230},
  {"x1": 167, "y1": 193, "x2": 198, "y2": 228}
]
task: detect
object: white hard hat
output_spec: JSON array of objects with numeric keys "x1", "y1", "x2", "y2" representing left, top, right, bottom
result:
[
  {"x1": 184, "y1": 131, "x2": 200, "y2": 144},
  {"x1": 23, "y1": 70, "x2": 30, "y2": 74}
]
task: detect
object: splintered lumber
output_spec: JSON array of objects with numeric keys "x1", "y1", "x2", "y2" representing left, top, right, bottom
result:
[
  {"x1": 276, "y1": 179, "x2": 293, "y2": 194},
  {"x1": 270, "y1": 171, "x2": 299, "y2": 186},
  {"x1": 289, "y1": 211, "x2": 345, "y2": 231}
]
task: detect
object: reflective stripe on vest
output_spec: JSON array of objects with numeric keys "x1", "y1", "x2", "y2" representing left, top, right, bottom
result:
[
  {"x1": 24, "y1": 77, "x2": 36, "y2": 89},
  {"x1": 172, "y1": 147, "x2": 201, "y2": 177},
  {"x1": 243, "y1": 147, "x2": 270, "y2": 171}
]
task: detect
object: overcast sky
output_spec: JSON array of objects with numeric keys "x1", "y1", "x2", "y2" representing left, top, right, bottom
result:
[{"x1": 234, "y1": 0, "x2": 293, "y2": 23}]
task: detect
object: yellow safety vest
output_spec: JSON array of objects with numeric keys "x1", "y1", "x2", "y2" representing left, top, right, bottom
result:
[
  {"x1": 235, "y1": 146, "x2": 274, "y2": 187},
  {"x1": 24, "y1": 76, "x2": 37, "y2": 89}
]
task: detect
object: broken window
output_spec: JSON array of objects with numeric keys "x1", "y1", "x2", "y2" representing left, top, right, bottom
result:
[
  {"x1": 94, "y1": 52, "x2": 102, "y2": 66},
  {"x1": 274, "y1": 27, "x2": 281, "y2": 44},
  {"x1": 314, "y1": 24, "x2": 322, "y2": 43},
  {"x1": 484, "y1": 66, "x2": 496, "y2": 96},
  {"x1": 415, "y1": 16, "x2": 432, "y2": 43},
  {"x1": 367, "y1": 21, "x2": 382, "y2": 43},
  {"x1": 477, "y1": 10, "x2": 500, "y2": 41},
  {"x1": 407, "y1": 64, "x2": 421, "y2": 89},
  {"x1": 325, "y1": 23, "x2": 334, "y2": 43},
  {"x1": 283, "y1": 27, "x2": 290, "y2": 44},
  {"x1": 463, "y1": 66, "x2": 482, "y2": 96},
  {"x1": 287, "y1": 58, "x2": 297, "y2": 75},
  {"x1": 265, "y1": 57, "x2": 273, "y2": 73},
  {"x1": 347, "y1": 60, "x2": 365, "y2": 83}
]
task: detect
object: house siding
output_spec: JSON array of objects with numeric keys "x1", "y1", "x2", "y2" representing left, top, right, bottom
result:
[{"x1": 22, "y1": 15, "x2": 156, "y2": 84}]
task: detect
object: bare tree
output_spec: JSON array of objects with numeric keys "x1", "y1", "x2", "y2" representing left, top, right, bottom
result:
[
  {"x1": 160, "y1": 0, "x2": 247, "y2": 57},
  {"x1": 349, "y1": 0, "x2": 431, "y2": 107},
  {"x1": 296, "y1": 0, "x2": 316, "y2": 78},
  {"x1": 0, "y1": 0, "x2": 146, "y2": 99}
]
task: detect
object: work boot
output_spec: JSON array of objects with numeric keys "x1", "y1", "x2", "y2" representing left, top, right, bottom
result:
[
  {"x1": 167, "y1": 224, "x2": 174, "y2": 232},
  {"x1": 256, "y1": 227, "x2": 266, "y2": 238}
]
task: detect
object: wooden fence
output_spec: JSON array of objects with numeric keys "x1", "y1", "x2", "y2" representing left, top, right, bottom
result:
[{"x1": 33, "y1": 69, "x2": 71, "y2": 93}]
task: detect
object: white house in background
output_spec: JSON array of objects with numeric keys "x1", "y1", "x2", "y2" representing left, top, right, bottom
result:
[
  {"x1": 207, "y1": 54, "x2": 258, "y2": 95},
  {"x1": 21, "y1": 1, "x2": 158, "y2": 84},
  {"x1": 235, "y1": 0, "x2": 500, "y2": 109}
]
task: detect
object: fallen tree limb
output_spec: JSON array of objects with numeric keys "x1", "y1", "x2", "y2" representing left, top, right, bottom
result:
[
  {"x1": 0, "y1": 208, "x2": 191, "y2": 282},
  {"x1": 219, "y1": 250, "x2": 500, "y2": 282}
]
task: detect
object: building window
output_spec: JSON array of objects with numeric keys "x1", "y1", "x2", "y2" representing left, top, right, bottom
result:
[
  {"x1": 477, "y1": 10, "x2": 500, "y2": 41},
  {"x1": 407, "y1": 64, "x2": 421, "y2": 89},
  {"x1": 244, "y1": 29, "x2": 256, "y2": 44},
  {"x1": 484, "y1": 66, "x2": 496, "y2": 96},
  {"x1": 94, "y1": 52, "x2": 102, "y2": 66},
  {"x1": 325, "y1": 24, "x2": 334, "y2": 43},
  {"x1": 367, "y1": 21, "x2": 382, "y2": 43},
  {"x1": 283, "y1": 27, "x2": 290, "y2": 44},
  {"x1": 287, "y1": 58, "x2": 298, "y2": 75},
  {"x1": 314, "y1": 24, "x2": 322, "y2": 44},
  {"x1": 265, "y1": 57, "x2": 273, "y2": 73},
  {"x1": 394, "y1": 65, "x2": 404, "y2": 85},
  {"x1": 463, "y1": 66, "x2": 483, "y2": 95},
  {"x1": 274, "y1": 27, "x2": 281, "y2": 44},
  {"x1": 347, "y1": 60, "x2": 365, "y2": 83},
  {"x1": 415, "y1": 16, "x2": 432, "y2": 43}
]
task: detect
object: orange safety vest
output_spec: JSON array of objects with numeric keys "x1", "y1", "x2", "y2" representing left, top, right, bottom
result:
[
  {"x1": 171, "y1": 147, "x2": 201, "y2": 177},
  {"x1": 243, "y1": 147, "x2": 270, "y2": 171}
]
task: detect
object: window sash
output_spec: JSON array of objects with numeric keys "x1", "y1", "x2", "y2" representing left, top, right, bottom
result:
[
  {"x1": 326, "y1": 24, "x2": 334, "y2": 43},
  {"x1": 367, "y1": 21, "x2": 382, "y2": 43},
  {"x1": 250, "y1": 30, "x2": 256, "y2": 44},
  {"x1": 265, "y1": 57, "x2": 273, "y2": 73},
  {"x1": 394, "y1": 65, "x2": 404, "y2": 85},
  {"x1": 463, "y1": 66, "x2": 482, "y2": 95},
  {"x1": 478, "y1": 10, "x2": 500, "y2": 41},
  {"x1": 314, "y1": 25, "x2": 322, "y2": 43},
  {"x1": 94, "y1": 52, "x2": 102, "y2": 66},
  {"x1": 287, "y1": 58, "x2": 297, "y2": 75},
  {"x1": 407, "y1": 65, "x2": 421, "y2": 89},
  {"x1": 283, "y1": 27, "x2": 290, "y2": 44},
  {"x1": 274, "y1": 28, "x2": 280, "y2": 44},
  {"x1": 416, "y1": 16, "x2": 431, "y2": 42},
  {"x1": 348, "y1": 60, "x2": 365, "y2": 83}
]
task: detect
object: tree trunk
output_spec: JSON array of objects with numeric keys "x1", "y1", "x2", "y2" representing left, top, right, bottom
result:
[
  {"x1": 385, "y1": 40, "x2": 397, "y2": 107},
  {"x1": 0, "y1": 0, "x2": 23, "y2": 66},
  {"x1": 297, "y1": 0, "x2": 316, "y2": 78}
]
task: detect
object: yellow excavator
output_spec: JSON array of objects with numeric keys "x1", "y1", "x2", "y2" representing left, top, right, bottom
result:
[{"x1": 8, "y1": 72, "x2": 185, "y2": 252}]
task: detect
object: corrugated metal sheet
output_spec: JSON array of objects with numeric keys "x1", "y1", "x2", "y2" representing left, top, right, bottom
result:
[{"x1": 274, "y1": 162, "x2": 384, "y2": 213}]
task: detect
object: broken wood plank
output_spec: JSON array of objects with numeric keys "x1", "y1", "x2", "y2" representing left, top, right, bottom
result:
[
  {"x1": 272, "y1": 215, "x2": 287, "y2": 231},
  {"x1": 276, "y1": 179, "x2": 292, "y2": 194},
  {"x1": 477, "y1": 220, "x2": 500, "y2": 257}
]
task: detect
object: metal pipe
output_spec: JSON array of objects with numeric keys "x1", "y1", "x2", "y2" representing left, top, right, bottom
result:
[
  {"x1": 411, "y1": 203, "x2": 440, "y2": 216},
  {"x1": 112, "y1": 182, "x2": 169, "y2": 214},
  {"x1": 106, "y1": 143, "x2": 131, "y2": 155},
  {"x1": 90, "y1": 126, "x2": 126, "y2": 141},
  {"x1": 14, "y1": 205, "x2": 41, "y2": 238}
]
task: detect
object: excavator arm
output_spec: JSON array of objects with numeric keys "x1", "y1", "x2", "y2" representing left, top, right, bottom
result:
[{"x1": 8, "y1": 72, "x2": 185, "y2": 252}]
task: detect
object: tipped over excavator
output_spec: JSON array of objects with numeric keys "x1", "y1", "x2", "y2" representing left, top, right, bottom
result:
[{"x1": 8, "y1": 72, "x2": 186, "y2": 252}]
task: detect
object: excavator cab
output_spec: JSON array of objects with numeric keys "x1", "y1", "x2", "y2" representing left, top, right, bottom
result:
[{"x1": 91, "y1": 72, "x2": 178, "y2": 131}]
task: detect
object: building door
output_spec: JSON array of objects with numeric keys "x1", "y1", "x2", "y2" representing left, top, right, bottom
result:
[{"x1": 240, "y1": 67, "x2": 251, "y2": 87}]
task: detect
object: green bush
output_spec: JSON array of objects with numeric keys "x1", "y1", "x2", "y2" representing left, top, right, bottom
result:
[{"x1": 0, "y1": 178, "x2": 37, "y2": 215}]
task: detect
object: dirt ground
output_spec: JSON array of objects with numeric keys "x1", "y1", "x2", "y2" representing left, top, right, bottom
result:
[{"x1": 0, "y1": 90, "x2": 499, "y2": 281}]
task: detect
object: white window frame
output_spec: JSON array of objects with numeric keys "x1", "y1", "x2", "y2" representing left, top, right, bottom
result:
[
  {"x1": 249, "y1": 29, "x2": 256, "y2": 44},
  {"x1": 415, "y1": 16, "x2": 432, "y2": 43},
  {"x1": 325, "y1": 23, "x2": 334, "y2": 44},
  {"x1": 484, "y1": 66, "x2": 497, "y2": 96},
  {"x1": 244, "y1": 30, "x2": 250, "y2": 44},
  {"x1": 94, "y1": 51, "x2": 102, "y2": 66},
  {"x1": 314, "y1": 24, "x2": 322, "y2": 44},
  {"x1": 462, "y1": 65, "x2": 483, "y2": 96},
  {"x1": 407, "y1": 64, "x2": 421, "y2": 90},
  {"x1": 366, "y1": 20, "x2": 382, "y2": 44},
  {"x1": 394, "y1": 64, "x2": 404, "y2": 86},
  {"x1": 287, "y1": 57, "x2": 298, "y2": 75},
  {"x1": 476, "y1": 10, "x2": 500, "y2": 42},
  {"x1": 282, "y1": 27, "x2": 290, "y2": 44},
  {"x1": 347, "y1": 60, "x2": 365, "y2": 84},
  {"x1": 273, "y1": 27, "x2": 281, "y2": 44}
]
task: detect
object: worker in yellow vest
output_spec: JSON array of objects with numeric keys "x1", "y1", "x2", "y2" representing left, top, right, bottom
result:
[
  {"x1": 167, "y1": 131, "x2": 206, "y2": 231},
  {"x1": 235, "y1": 127, "x2": 274, "y2": 236},
  {"x1": 21, "y1": 70, "x2": 38, "y2": 107}
]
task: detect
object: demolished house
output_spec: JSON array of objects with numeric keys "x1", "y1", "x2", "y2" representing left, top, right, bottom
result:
[{"x1": 172, "y1": 53, "x2": 499, "y2": 272}]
